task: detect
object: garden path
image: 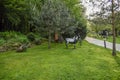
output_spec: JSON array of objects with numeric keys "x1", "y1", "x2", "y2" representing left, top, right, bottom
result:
[{"x1": 85, "y1": 37, "x2": 120, "y2": 52}]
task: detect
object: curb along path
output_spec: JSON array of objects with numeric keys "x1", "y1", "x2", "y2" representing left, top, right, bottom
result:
[{"x1": 85, "y1": 37, "x2": 120, "y2": 52}]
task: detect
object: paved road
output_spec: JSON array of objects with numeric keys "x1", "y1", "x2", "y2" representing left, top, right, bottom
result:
[{"x1": 85, "y1": 37, "x2": 120, "y2": 52}]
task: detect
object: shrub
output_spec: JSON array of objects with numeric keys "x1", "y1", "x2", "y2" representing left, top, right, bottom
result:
[
  {"x1": 0, "y1": 31, "x2": 44, "y2": 52},
  {"x1": 0, "y1": 31, "x2": 18, "y2": 40},
  {"x1": 0, "y1": 31, "x2": 29, "y2": 52},
  {"x1": 16, "y1": 36, "x2": 29, "y2": 44},
  {"x1": 34, "y1": 38, "x2": 41, "y2": 45},
  {"x1": 27, "y1": 32, "x2": 35, "y2": 42},
  {"x1": 0, "y1": 38, "x2": 6, "y2": 46}
]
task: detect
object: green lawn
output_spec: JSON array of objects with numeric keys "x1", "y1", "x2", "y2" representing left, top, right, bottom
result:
[{"x1": 0, "y1": 41, "x2": 120, "y2": 80}]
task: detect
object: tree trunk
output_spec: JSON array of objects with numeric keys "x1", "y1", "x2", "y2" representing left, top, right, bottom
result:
[
  {"x1": 54, "y1": 32, "x2": 58, "y2": 43},
  {"x1": 112, "y1": 0, "x2": 116, "y2": 56},
  {"x1": 115, "y1": 28, "x2": 118, "y2": 37},
  {"x1": 48, "y1": 29, "x2": 51, "y2": 49}
]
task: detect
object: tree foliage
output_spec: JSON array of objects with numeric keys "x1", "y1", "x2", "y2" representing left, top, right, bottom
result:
[
  {"x1": 0, "y1": 0, "x2": 27, "y2": 32},
  {"x1": 0, "y1": 0, "x2": 87, "y2": 48},
  {"x1": 84, "y1": 0, "x2": 120, "y2": 56},
  {"x1": 38, "y1": 0, "x2": 79, "y2": 48}
]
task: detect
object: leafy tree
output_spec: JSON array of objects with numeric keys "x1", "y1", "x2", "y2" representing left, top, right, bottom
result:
[
  {"x1": 39, "y1": 0, "x2": 78, "y2": 48},
  {"x1": 63, "y1": 0, "x2": 87, "y2": 39},
  {"x1": 26, "y1": 0, "x2": 45, "y2": 32},
  {"x1": 0, "y1": 0, "x2": 43, "y2": 33},
  {"x1": 84, "y1": 0, "x2": 120, "y2": 56},
  {"x1": 114, "y1": 12, "x2": 120, "y2": 36},
  {"x1": 0, "y1": 0, "x2": 30, "y2": 33},
  {"x1": 0, "y1": 0, "x2": 87, "y2": 49}
]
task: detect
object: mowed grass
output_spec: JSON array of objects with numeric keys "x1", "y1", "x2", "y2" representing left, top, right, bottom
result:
[{"x1": 0, "y1": 41, "x2": 120, "y2": 80}]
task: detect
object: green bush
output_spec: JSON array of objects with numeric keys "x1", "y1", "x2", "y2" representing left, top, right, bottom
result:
[
  {"x1": 16, "y1": 35, "x2": 29, "y2": 43},
  {"x1": 34, "y1": 38, "x2": 41, "y2": 45},
  {"x1": 0, "y1": 31, "x2": 29, "y2": 51},
  {"x1": 0, "y1": 38, "x2": 6, "y2": 46},
  {"x1": 0, "y1": 31, "x2": 29, "y2": 44},
  {"x1": 0, "y1": 31, "x2": 18, "y2": 40},
  {"x1": 0, "y1": 31, "x2": 44, "y2": 52},
  {"x1": 27, "y1": 32, "x2": 35, "y2": 42}
]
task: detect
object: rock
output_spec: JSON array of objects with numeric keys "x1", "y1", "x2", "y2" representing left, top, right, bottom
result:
[{"x1": 0, "y1": 47, "x2": 7, "y2": 52}]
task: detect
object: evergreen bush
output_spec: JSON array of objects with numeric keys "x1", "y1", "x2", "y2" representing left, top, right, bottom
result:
[{"x1": 27, "y1": 32, "x2": 35, "y2": 42}]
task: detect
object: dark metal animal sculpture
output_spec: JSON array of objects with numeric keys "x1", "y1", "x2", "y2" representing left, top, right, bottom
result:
[
  {"x1": 98, "y1": 30, "x2": 109, "y2": 48},
  {"x1": 98, "y1": 30, "x2": 108, "y2": 38}
]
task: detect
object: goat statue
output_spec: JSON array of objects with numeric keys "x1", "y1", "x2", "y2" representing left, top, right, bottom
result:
[{"x1": 65, "y1": 34, "x2": 81, "y2": 49}]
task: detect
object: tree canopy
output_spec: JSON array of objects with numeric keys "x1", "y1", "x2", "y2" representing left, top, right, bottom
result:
[{"x1": 0, "y1": 0, "x2": 87, "y2": 48}]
